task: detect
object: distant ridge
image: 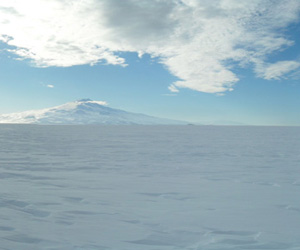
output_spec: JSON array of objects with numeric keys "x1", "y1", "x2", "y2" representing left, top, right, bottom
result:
[{"x1": 0, "y1": 99, "x2": 186, "y2": 125}]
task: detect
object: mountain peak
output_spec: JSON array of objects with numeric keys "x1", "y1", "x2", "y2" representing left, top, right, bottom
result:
[
  {"x1": 0, "y1": 100, "x2": 186, "y2": 125},
  {"x1": 76, "y1": 98, "x2": 92, "y2": 102},
  {"x1": 74, "y1": 99, "x2": 108, "y2": 106}
]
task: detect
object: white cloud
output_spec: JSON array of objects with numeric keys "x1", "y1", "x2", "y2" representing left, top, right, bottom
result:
[
  {"x1": 168, "y1": 84, "x2": 179, "y2": 93},
  {"x1": 47, "y1": 84, "x2": 54, "y2": 88},
  {"x1": 90, "y1": 100, "x2": 108, "y2": 106},
  {"x1": 0, "y1": 0, "x2": 300, "y2": 93},
  {"x1": 255, "y1": 61, "x2": 300, "y2": 80},
  {"x1": 76, "y1": 99, "x2": 108, "y2": 106}
]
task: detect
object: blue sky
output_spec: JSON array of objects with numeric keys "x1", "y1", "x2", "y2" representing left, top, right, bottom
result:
[{"x1": 0, "y1": 0, "x2": 300, "y2": 125}]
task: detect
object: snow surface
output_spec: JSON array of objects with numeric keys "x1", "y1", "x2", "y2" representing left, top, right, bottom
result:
[
  {"x1": 0, "y1": 99, "x2": 185, "y2": 125},
  {"x1": 0, "y1": 125, "x2": 300, "y2": 249}
]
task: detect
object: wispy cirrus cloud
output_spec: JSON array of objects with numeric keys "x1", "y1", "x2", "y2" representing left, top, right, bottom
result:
[
  {"x1": 0, "y1": 0, "x2": 299, "y2": 93},
  {"x1": 255, "y1": 61, "x2": 300, "y2": 80}
]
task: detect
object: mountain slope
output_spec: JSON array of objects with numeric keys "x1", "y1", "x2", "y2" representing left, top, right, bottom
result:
[{"x1": 0, "y1": 99, "x2": 186, "y2": 125}]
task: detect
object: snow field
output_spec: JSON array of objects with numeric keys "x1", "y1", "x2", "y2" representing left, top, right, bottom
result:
[{"x1": 0, "y1": 125, "x2": 299, "y2": 249}]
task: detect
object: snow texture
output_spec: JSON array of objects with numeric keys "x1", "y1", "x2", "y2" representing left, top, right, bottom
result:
[
  {"x1": 0, "y1": 125, "x2": 300, "y2": 249},
  {"x1": 0, "y1": 99, "x2": 185, "y2": 125}
]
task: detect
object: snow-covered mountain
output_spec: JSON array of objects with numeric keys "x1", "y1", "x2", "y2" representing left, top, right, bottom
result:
[{"x1": 0, "y1": 99, "x2": 186, "y2": 125}]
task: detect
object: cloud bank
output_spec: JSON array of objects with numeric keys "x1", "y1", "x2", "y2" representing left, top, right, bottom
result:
[{"x1": 0, "y1": 0, "x2": 300, "y2": 93}]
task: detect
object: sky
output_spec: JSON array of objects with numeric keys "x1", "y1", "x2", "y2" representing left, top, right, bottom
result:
[{"x1": 0, "y1": 0, "x2": 300, "y2": 125}]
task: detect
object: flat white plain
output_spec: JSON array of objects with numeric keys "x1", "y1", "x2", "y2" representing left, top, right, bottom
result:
[{"x1": 0, "y1": 125, "x2": 299, "y2": 250}]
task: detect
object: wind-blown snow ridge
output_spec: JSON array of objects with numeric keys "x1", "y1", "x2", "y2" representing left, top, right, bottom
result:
[{"x1": 0, "y1": 100, "x2": 186, "y2": 125}]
